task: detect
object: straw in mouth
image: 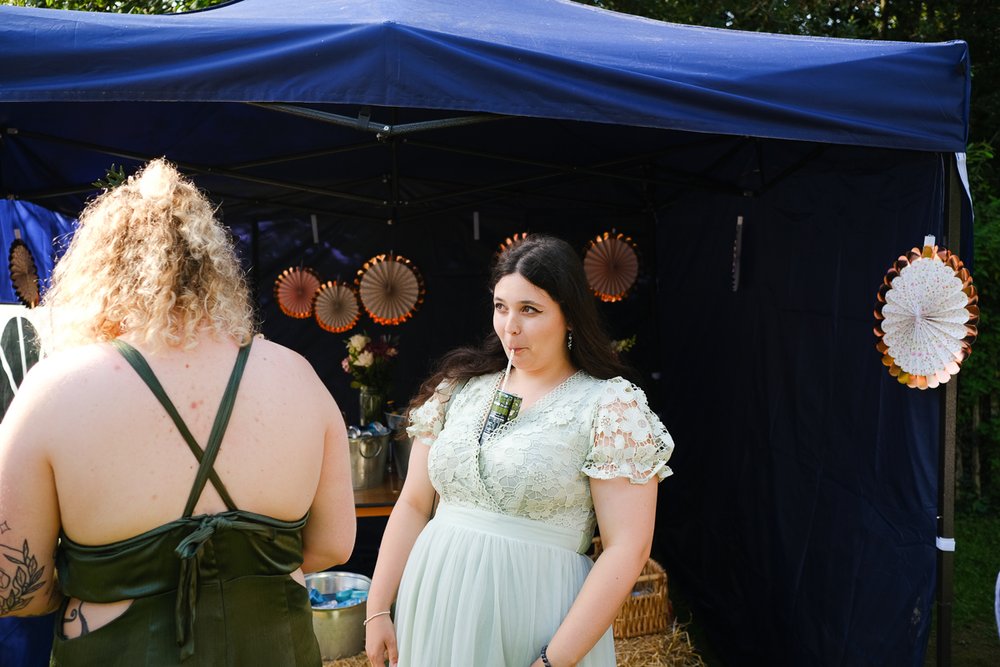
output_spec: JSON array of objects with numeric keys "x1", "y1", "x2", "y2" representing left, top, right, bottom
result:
[{"x1": 500, "y1": 347, "x2": 513, "y2": 393}]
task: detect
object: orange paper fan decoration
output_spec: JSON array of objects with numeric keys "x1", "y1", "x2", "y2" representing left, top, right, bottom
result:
[
  {"x1": 583, "y1": 232, "x2": 639, "y2": 302},
  {"x1": 356, "y1": 254, "x2": 425, "y2": 326},
  {"x1": 314, "y1": 281, "x2": 361, "y2": 333},
  {"x1": 8, "y1": 239, "x2": 40, "y2": 308},
  {"x1": 274, "y1": 266, "x2": 320, "y2": 319},
  {"x1": 498, "y1": 232, "x2": 529, "y2": 254},
  {"x1": 873, "y1": 236, "x2": 978, "y2": 390}
]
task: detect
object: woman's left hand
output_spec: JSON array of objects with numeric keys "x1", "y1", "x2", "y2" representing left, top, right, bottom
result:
[{"x1": 534, "y1": 476, "x2": 657, "y2": 665}]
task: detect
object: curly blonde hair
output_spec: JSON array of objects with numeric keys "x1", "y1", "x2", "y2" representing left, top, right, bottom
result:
[{"x1": 43, "y1": 158, "x2": 255, "y2": 351}]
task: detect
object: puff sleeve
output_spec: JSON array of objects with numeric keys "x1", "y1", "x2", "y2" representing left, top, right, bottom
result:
[
  {"x1": 582, "y1": 377, "x2": 674, "y2": 484},
  {"x1": 405, "y1": 380, "x2": 456, "y2": 444}
]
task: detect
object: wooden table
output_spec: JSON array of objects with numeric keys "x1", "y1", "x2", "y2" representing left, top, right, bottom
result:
[{"x1": 353, "y1": 473, "x2": 402, "y2": 517}]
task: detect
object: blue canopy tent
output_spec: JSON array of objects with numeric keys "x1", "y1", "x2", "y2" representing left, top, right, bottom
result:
[{"x1": 0, "y1": 0, "x2": 971, "y2": 665}]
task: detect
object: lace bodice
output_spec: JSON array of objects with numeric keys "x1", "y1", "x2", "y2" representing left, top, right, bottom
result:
[{"x1": 407, "y1": 371, "x2": 674, "y2": 536}]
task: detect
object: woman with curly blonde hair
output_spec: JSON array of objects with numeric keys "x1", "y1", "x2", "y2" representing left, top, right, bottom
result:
[
  {"x1": 0, "y1": 159, "x2": 355, "y2": 666},
  {"x1": 43, "y1": 157, "x2": 254, "y2": 352}
]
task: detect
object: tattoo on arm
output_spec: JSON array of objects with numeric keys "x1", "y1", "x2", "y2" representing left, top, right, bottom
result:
[{"x1": 0, "y1": 531, "x2": 48, "y2": 614}]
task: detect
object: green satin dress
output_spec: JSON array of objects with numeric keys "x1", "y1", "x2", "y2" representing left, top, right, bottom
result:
[{"x1": 50, "y1": 340, "x2": 321, "y2": 666}]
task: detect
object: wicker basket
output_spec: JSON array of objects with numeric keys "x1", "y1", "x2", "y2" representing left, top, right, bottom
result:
[{"x1": 592, "y1": 537, "x2": 674, "y2": 639}]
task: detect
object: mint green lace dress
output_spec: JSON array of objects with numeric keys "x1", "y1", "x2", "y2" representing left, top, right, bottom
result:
[{"x1": 395, "y1": 372, "x2": 674, "y2": 667}]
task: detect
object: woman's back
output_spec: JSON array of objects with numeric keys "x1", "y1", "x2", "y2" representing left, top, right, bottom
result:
[
  {"x1": 40, "y1": 335, "x2": 332, "y2": 546},
  {"x1": 0, "y1": 159, "x2": 354, "y2": 666},
  {"x1": 21, "y1": 334, "x2": 352, "y2": 665}
]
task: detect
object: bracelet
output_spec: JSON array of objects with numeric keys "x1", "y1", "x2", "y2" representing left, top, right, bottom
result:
[
  {"x1": 363, "y1": 610, "x2": 391, "y2": 626},
  {"x1": 540, "y1": 644, "x2": 553, "y2": 667}
]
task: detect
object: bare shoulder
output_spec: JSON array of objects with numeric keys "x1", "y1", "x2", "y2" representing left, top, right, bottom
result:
[
  {"x1": 251, "y1": 338, "x2": 316, "y2": 373},
  {"x1": 249, "y1": 338, "x2": 328, "y2": 391},
  {"x1": 0, "y1": 344, "x2": 117, "y2": 455},
  {"x1": 250, "y1": 337, "x2": 307, "y2": 363},
  {"x1": 14, "y1": 343, "x2": 119, "y2": 398}
]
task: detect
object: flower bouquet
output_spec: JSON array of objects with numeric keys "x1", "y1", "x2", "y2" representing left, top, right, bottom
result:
[{"x1": 342, "y1": 332, "x2": 398, "y2": 424}]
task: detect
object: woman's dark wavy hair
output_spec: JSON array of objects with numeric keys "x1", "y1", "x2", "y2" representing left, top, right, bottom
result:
[{"x1": 408, "y1": 234, "x2": 639, "y2": 413}]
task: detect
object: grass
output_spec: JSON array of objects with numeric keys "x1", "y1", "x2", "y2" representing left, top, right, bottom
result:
[{"x1": 924, "y1": 512, "x2": 1000, "y2": 666}]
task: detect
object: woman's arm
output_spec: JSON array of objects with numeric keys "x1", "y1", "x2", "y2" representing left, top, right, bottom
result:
[
  {"x1": 530, "y1": 477, "x2": 658, "y2": 667},
  {"x1": 0, "y1": 364, "x2": 63, "y2": 618},
  {"x1": 301, "y1": 394, "x2": 356, "y2": 573},
  {"x1": 364, "y1": 440, "x2": 437, "y2": 667}
]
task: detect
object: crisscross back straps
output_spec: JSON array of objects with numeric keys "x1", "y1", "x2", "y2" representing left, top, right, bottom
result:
[{"x1": 112, "y1": 340, "x2": 252, "y2": 515}]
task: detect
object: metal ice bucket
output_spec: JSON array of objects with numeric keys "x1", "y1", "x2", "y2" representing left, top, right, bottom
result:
[
  {"x1": 348, "y1": 433, "x2": 389, "y2": 490},
  {"x1": 305, "y1": 571, "x2": 371, "y2": 660}
]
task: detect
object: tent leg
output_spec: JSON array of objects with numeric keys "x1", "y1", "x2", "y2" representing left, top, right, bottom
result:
[
  {"x1": 937, "y1": 379, "x2": 956, "y2": 667},
  {"x1": 936, "y1": 155, "x2": 962, "y2": 667}
]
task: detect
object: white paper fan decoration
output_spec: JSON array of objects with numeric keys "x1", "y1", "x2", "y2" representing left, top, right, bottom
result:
[
  {"x1": 314, "y1": 281, "x2": 361, "y2": 333},
  {"x1": 583, "y1": 232, "x2": 639, "y2": 302},
  {"x1": 874, "y1": 236, "x2": 978, "y2": 389},
  {"x1": 274, "y1": 266, "x2": 321, "y2": 319},
  {"x1": 356, "y1": 254, "x2": 425, "y2": 326}
]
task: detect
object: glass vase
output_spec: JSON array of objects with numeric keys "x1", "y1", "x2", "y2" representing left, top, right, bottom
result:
[{"x1": 358, "y1": 385, "x2": 385, "y2": 426}]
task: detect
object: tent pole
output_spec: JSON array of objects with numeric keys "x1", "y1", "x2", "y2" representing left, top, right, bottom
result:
[
  {"x1": 214, "y1": 191, "x2": 387, "y2": 222},
  {"x1": 224, "y1": 140, "x2": 381, "y2": 170},
  {"x1": 7, "y1": 128, "x2": 386, "y2": 206},
  {"x1": 936, "y1": 155, "x2": 962, "y2": 667},
  {"x1": 246, "y1": 102, "x2": 504, "y2": 137}
]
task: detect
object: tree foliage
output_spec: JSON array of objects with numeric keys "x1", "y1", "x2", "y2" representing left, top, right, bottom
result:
[
  {"x1": 958, "y1": 142, "x2": 1000, "y2": 508},
  {"x1": 3, "y1": 0, "x2": 226, "y2": 13}
]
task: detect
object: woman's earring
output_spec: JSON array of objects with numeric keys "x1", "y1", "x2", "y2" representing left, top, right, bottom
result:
[{"x1": 567, "y1": 331, "x2": 573, "y2": 351}]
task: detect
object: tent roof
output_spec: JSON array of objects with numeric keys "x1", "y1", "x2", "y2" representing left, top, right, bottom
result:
[{"x1": 0, "y1": 0, "x2": 970, "y2": 152}]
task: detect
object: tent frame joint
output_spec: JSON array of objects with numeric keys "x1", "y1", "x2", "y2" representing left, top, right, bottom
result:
[{"x1": 246, "y1": 102, "x2": 506, "y2": 138}]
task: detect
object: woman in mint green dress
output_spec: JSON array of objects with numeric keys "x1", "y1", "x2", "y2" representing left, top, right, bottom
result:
[{"x1": 366, "y1": 235, "x2": 674, "y2": 667}]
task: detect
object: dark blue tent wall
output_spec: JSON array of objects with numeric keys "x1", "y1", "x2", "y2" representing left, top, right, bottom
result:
[
  {"x1": 654, "y1": 145, "x2": 947, "y2": 665},
  {"x1": 0, "y1": 1, "x2": 972, "y2": 665}
]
